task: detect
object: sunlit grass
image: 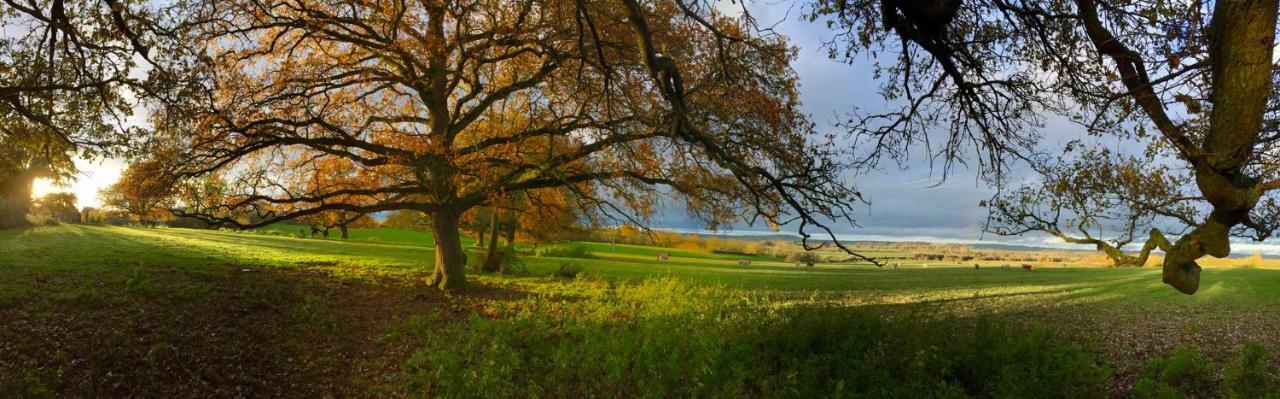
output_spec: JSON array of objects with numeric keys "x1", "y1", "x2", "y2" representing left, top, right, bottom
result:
[{"x1": 6, "y1": 224, "x2": 1280, "y2": 395}]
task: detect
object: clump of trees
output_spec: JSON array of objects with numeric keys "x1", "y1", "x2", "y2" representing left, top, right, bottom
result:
[
  {"x1": 30, "y1": 192, "x2": 79, "y2": 224},
  {"x1": 786, "y1": 251, "x2": 823, "y2": 266}
]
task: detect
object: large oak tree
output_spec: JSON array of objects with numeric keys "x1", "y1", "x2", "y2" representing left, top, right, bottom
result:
[{"x1": 169, "y1": 0, "x2": 867, "y2": 290}]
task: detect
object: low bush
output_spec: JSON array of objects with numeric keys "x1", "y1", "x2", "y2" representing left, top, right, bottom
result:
[
  {"x1": 553, "y1": 262, "x2": 583, "y2": 279},
  {"x1": 1131, "y1": 343, "x2": 1280, "y2": 399},
  {"x1": 535, "y1": 244, "x2": 594, "y2": 259},
  {"x1": 786, "y1": 251, "x2": 823, "y2": 265},
  {"x1": 24, "y1": 212, "x2": 55, "y2": 226},
  {"x1": 1133, "y1": 347, "x2": 1218, "y2": 399},
  {"x1": 1223, "y1": 342, "x2": 1280, "y2": 398}
]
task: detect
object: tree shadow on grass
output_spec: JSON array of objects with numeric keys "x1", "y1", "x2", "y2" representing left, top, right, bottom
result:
[{"x1": 0, "y1": 261, "x2": 532, "y2": 397}]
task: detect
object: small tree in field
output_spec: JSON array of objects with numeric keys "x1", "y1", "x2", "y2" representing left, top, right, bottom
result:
[{"x1": 101, "y1": 159, "x2": 176, "y2": 226}]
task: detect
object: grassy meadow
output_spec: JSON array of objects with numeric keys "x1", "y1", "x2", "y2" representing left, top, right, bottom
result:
[{"x1": 5, "y1": 224, "x2": 1280, "y2": 397}]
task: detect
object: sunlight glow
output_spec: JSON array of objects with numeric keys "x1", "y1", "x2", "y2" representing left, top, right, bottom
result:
[
  {"x1": 28, "y1": 158, "x2": 126, "y2": 209},
  {"x1": 31, "y1": 178, "x2": 58, "y2": 199}
]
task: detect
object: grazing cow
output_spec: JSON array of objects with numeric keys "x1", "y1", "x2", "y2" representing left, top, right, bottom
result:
[
  {"x1": 310, "y1": 225, "x2": 321, "y2": 237},
  {"x1": 738, "y1": 260, "x2": 751, "y2": 266},
  {"x1": 1021, "y1": 264, "x2": 1035, "y2": 270},
  {"x1": 1002, "y1": 264, "x2": 1011, "y2": 269},
  {"x1": 805, "y1": 261, "x2": 815, "y2": 267},
  {"x1": 974, "y1": 263, "x2": 980, "y2": 269},
  {"x1": 656, "y1": 252, "x2": 670, "y2": 261}
]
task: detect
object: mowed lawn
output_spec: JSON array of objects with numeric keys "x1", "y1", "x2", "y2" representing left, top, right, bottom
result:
[{"x1": 5, "y1": 224, "x2": 1280, "y2": 396}]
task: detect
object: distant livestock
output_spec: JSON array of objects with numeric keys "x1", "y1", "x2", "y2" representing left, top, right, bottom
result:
[
  {"x1": 738, "y1": 260, "x2": 751, "y2": 266},
  {"x1": 656, "y1": 252, "x2": 670, "y2": 261},
  {"x1": 1022, "y1": 264, "x2": 1035, "y2": 270}
]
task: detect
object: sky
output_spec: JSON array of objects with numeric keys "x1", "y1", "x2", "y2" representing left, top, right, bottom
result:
[
  {"x1": 26, "y1": 1, "x2": 1280, "y2": 253},
  {"x1": 31, "y1": 157, "x2": 126, "y2": 209},
  {"x1": 651, "y1": 1, "x2": 1039, "y2": 243}
]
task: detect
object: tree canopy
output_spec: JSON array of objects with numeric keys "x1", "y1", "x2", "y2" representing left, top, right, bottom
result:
[{"x1": 163, "y1": 0, "x2": 867, "y2": 289}]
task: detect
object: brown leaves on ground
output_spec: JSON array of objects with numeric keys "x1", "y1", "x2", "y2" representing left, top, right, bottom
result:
[{"x1": 0, "y1": 264, "x2": 523, "y2": 397}]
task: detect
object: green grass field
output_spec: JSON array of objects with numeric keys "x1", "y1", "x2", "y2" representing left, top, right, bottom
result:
[{"x1": 5, "y1": 224, "x2": 1280, "y2": 396}]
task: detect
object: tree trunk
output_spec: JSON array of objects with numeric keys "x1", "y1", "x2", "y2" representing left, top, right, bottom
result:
[
  {"x1": 475, "y1": 225, "x2": 486, "y2": 247},
  {"x1": 340, "y1": 224, "x2": 349, "y2": 239},
  {"x1": 429, "y1": 209, "x2": 468, "y2": 290},
  {"x1": 1161, "y1": 0, "x2": 1279, "y2": 294},
  {"x1": 482, "y1": 207, "x2": 503, "y2": 273},
  {"x1": 0, "y1": 195, "x2": 29, "y2": 228},
  {"x1": 504, "y1": 217, "x2": 516, "y2": 250},
  {"x1": 0, "y1": 175, "x2": 34, "y2": 228}
]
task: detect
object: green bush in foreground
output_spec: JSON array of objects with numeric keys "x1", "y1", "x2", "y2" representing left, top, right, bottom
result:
[
  {"x1": 1134, "y1": 347, "x2": 1216, "y2": 399},
  {"x1": 1134, "y1": 342, "x2": 1280, "y2": 399},
  {"x1": 385, "y1": 279, "x2": 1110, "y2": 398},
  {"x1": 1223, "y1": 342, "x2": 1280, "y2": 399}
]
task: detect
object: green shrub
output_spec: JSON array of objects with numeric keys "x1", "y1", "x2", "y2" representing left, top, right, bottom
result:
[
  {"x1": 1224, "y1": 342, "x2": 1280, "y2": 399},
  {"x1": 384, "y1": 279, "x2": 1109, "y2": 398},
  {"x1": 553, "y1": 262, "x2": 583, "y2": 279},
  {"x1": 24, "y1": 212, "x2": 55, "y2": 226},
  {"x1": 0, "y1": 370, "x2": 53, "y2": 399},
  {"x1": 786, "y1": 251, "x2": 823, "y2": 265},
  {"x1": 1134, "y1": 347, "x2": 1216, "y2": 399},
  {"x1": 536, "y1": 244, "x2": 594, "y2": 259}
]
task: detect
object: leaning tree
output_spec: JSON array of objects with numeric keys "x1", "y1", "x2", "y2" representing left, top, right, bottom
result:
[
  {"x1": 814, "y1": 0, "x2": 1280, "y2": 293},
  {"x1": 168, "y1": 0, "x2": 869, "y2": 290},
  {"x1": 986, "y1": 145, "x2": 1199, "y2": 267}
]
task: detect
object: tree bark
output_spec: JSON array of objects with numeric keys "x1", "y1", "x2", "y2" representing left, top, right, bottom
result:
[
  {"x1": 340, "y1": 224, "x2": 349, "y2": 239},
  {"x1": 428, "y1": 209, "x2": 468, "y2": 290},
  {"x1": 0, "y1": 174, "x2": 35, "y2": 228},
  {"x1": 0, "y1": 195, "x2": 29, "y2": 228},
  {"x1": 504, "y1": 217, "x2": 516, "y2": 250},
  {"x1": 482, "y1": 207, "x2": 503, "y2": 273},
  {"x1": 1162, "y1": 0, "x2": 1279, "y2": 294}
]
